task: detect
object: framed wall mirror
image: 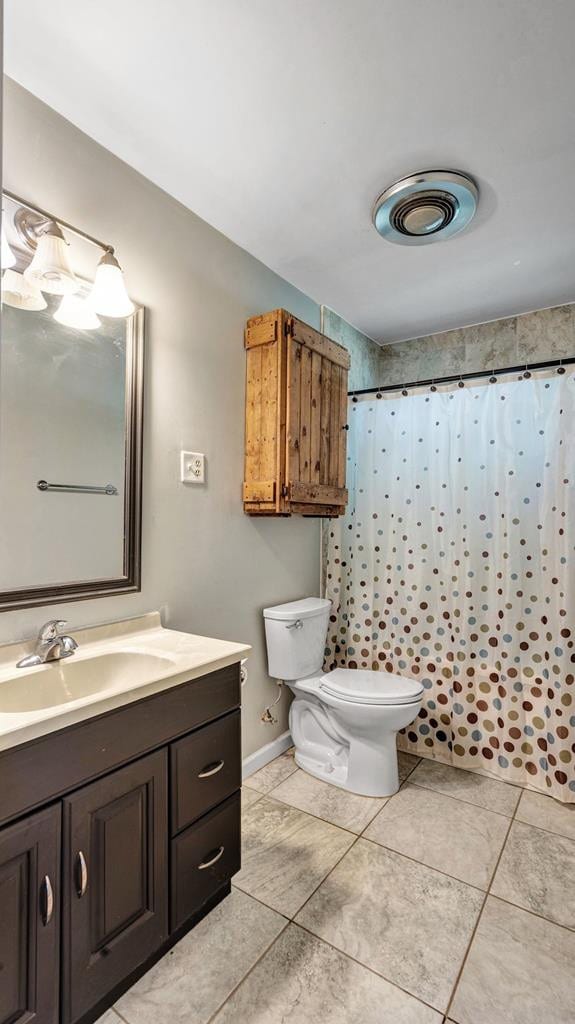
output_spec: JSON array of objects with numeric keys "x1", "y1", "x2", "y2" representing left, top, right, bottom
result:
[{"x1": 0, "y1": 192, "x2": 144, "y2": 611}]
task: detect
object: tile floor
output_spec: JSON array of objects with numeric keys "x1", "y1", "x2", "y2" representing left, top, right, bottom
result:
[{"x1": 99, "y1": 747, "x2": 575, "y2": 1024}]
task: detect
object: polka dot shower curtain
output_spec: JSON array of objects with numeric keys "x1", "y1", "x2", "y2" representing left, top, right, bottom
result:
[{"x1": 325, "y1": 369, "x2": 575, "y2": 802}]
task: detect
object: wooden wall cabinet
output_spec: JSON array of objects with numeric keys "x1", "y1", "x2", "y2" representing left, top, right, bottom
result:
[{"x1": 243, "y1": 308, "x2": 350, "y2": 517}]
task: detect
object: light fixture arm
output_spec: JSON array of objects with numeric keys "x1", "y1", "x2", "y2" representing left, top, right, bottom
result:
[{"x1": 3, "y1": 188, "x2": 112, "y2": 254}]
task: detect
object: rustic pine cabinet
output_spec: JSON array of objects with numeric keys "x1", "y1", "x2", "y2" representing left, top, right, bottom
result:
[{"x1": 243, "y1": 308, "x2": 350, "y2": 516}]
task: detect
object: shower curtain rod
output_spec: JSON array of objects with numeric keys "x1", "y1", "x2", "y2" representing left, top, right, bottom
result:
[{"x1": 348, "y1": 356, "x2": 575, "y2": 399}]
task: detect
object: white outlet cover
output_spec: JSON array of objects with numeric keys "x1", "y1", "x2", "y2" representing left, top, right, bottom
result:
[{"x1": 181, "y1": 450, "x2": 205, "y2": 484}]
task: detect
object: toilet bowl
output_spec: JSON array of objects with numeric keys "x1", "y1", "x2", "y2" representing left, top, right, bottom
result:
[{"x1": 263, "y1": 598, "x2": 423, "y2": 797}]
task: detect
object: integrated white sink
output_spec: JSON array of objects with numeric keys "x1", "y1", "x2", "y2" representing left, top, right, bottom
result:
[
  {"x1": 0, "y1": 651, "x2": 178, "y2": 713},
  {"x1": 0, "y1": 612, "x2": 250, "y2": 750}
]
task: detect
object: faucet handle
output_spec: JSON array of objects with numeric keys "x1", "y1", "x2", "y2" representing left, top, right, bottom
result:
[{"x1": 38, "y1": 619, "x2": 67, "y2": 642}]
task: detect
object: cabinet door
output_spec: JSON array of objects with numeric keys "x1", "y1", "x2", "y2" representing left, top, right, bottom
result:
[
  {"x1": 287, "y1": 315, "x2": 349, "y2": 515},
  {"x1": 243, "y1": 308, "x2": 283, "y2": 514},
  {"x1": 0, "y1": 805, "x2": 60, "y2": 1024},
  {"x1": 62, "y1": 750, "x2": 168, "y2": 1024}
]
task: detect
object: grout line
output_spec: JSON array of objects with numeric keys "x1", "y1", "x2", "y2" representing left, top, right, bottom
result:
[
  {"x1": 356, "y1": 835, "x2": 489, "y2": 893},
  {"x1": 292, "y1": 919, "x2": 447, "y2": 1018},
  {"x1": 442, "y1": 773, "x2": 520, "y2": 1021},
  {"x1": 486, "y1": 892, "x2": 575, "y2": 934},
  {"x1": 511, "y1": 814, "x2": 575, "y2": 845},
  {"x1": 111, "y1": 1009, "x2": 131, "y2": 1024},
  {"x1": 244, "y1": 792, "x2": 361, "y2": 838},
  {"x1": 203, "y1": 915, "x2": 292, "y2": 1024},
  {"x1": 406, "y1": 779, "x2": 520, "y2": 819}
]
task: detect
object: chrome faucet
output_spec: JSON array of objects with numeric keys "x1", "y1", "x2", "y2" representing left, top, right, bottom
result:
[{"x1": 16, "y1": 619, "x2": 79, "y2": 669}]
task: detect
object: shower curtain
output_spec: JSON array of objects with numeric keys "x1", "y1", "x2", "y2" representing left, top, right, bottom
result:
[{"x1": 325, "y1": 369, "x2": 575, "y2": 802}]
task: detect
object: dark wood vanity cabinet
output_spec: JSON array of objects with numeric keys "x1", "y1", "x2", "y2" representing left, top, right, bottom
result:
[
  {"x1": 0, "y1": 663, "x2": 242, "y2": 1024},
  {"x1": 62, "y1": 751, "x2": 169, "y2": 1024},
  {"x1": 0, "y1": 805, "x2": 60, "y2": 1024}
]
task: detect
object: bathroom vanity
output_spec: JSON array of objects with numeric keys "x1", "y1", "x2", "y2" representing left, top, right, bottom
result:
[{"x1": 0, "y1": 614, "x2": 249, "y2": 1024}]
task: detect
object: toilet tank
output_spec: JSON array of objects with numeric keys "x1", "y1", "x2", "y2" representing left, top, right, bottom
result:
[{"x1": 263, "y1": 597, "x2": 331, "y2": 680}]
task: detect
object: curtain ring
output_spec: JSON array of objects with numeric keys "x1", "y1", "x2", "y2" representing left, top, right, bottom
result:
[
  {"x1": 376, "y1": 391, "x2": 382, "y2": 399},
  {"x1": 523, "y1": 363, "x2": 532, "y2": 379},
  {"x1": 557, "y1": 359, "x2": 566, "y2": 375},
  {"x1": 401, "y1": 384, "x2": 408, "y2": 396},
  {"x1": 430, "y1": 379, "x2": 437, "y2": 392},
  {"x1": 457, "y1": 375, "x2": 465, "y2": 388},
  {"x1": 352, "y1": 395, "x2": 358, "y2": 403}
]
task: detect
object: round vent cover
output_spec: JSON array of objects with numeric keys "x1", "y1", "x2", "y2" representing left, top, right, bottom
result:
[{"x1": 372, "y1": 170, "x2": 478, "y2": 245}]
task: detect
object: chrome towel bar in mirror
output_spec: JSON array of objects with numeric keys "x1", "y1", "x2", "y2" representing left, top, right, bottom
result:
[{"x1": 37, "y1": 480, "x2": 118, "y2": 495}]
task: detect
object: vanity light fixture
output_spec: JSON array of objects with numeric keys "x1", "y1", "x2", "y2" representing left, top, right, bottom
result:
[
  {"x1": 24, "y1": 220, "x2": 80, "y2": 295},
  {"x1": 3, "y1": 189, "x2": 135, "y2": 325},
  {"x1": 54, "y1": 293, "x2": 102, "y2": 330},
  {"x1": 1, "y1": 268, "x2": 47, "y2": 310},
  {"x1": 1, "y1": 219, "x2": 17, "y2": 269},
  {"x1": 90, "y1": 249, "x2": 134, "y2": 318}
]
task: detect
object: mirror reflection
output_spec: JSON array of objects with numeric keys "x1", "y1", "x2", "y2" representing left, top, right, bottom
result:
[{"x1": 0, "y1": 192, "x2": 143, "y2": 608}]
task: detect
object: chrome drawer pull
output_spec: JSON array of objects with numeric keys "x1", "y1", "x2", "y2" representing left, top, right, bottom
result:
[
  {"x1": 41, "y1": 874, "x2": 54, "y2": 926},
  {"x1": 198, "y1": 759, "x2": 225, "y2": 779},
  {"x1": 76, "y1": 851, "x2": 88, "y2": 898},
  {"x1": 198, "y1": 846, "x2": 224, "y2": 870}
]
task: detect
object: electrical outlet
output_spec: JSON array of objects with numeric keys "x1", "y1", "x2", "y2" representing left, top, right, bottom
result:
[{"x1": 180, "y1": 451, "x2": 205, "y2": 484}]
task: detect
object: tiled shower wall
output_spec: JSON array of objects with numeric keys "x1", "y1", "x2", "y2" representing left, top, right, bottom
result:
[{"x1": 365, "y1": 303, "x2": 575, "y2": 387}]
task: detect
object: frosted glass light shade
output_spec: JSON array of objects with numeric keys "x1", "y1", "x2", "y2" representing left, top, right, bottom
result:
[
  {"x1": 90, "y1": 251, "x2": 134, "y2": 317},
  {"x1": 1, "y1": 269, "x2": 47, "y2": 310},
  {"x1": 24, "y1": 223, "x2": 79, "y2": 295},
  {"x1": 54, "y1": 294, "x2": 102, "y2": 330},
  {"x1": 1, "y1": 223, "x2": 16, "y2": 269}
]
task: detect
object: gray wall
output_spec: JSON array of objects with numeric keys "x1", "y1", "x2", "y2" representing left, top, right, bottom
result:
[
  {"x1": 375, "y1": 304, "x2": 575, "y2": 385},
  {"x1": 2, "y1": 78, "x2": 322, "y2": 758}
]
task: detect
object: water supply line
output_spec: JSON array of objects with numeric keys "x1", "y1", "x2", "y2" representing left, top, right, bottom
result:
[{"x1": 261, "y1": 681, "x2": 283, "y2": 724}]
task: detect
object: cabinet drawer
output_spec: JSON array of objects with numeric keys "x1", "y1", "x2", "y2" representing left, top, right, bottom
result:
[
  {"x1": 171, "y1": 792, "x2": 240, "y2": 931},
  {"x1": 170, "y1": 711, "x2": 240, "y2": 834}
]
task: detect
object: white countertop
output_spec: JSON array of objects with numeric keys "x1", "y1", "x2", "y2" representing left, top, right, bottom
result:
[{"x1": 0, "y1": 612, "x2": 250, "y2": 752}]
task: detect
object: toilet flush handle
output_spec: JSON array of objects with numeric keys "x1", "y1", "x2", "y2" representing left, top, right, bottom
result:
[{"x1": 286, "y1": 619, "x2": 304, "y2": 630}]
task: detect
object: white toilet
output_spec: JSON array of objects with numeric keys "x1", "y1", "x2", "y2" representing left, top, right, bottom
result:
[{"x1": 263, "y1": 597, "x2": 423, "y2": 797}]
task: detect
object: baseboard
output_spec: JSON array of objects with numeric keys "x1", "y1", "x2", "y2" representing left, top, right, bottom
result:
[{"x1": 242, "y1": 730, "x2": 292, "y2": 779}]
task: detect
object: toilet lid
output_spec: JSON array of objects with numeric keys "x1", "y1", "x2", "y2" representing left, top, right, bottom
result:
[{"x1": 320, "y1": 668, "x2": 423, "y2": 705}]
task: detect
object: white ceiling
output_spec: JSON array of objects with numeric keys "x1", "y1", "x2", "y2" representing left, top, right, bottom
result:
[{"x1": 5, "y1": 0, "x2": 575, "y2": 343}]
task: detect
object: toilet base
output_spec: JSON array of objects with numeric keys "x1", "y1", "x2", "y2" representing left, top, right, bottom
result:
[
  {"x1": 288, "y1": 683, "x2": 420, "y2": 798},
  {"x1": 293, "y1": 750, "x2": 351, "y2": 791},
  {"x1": 294, "y1": 744, "x2": 400, "y2": 798}
]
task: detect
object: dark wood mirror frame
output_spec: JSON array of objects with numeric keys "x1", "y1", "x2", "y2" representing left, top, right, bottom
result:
[{"x1": 0, "y1": 308, "x2": 145, "y2": 612}]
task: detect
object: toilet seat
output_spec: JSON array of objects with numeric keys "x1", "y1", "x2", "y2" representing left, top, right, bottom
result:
[{"x1": 319, "y1": 668, "x2": 423, "y2": 706}]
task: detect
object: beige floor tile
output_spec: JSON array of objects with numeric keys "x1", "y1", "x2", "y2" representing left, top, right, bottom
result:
[
  {"x1": 364, "y1": 784, "x2": 509, "y2": 889},
  {"x1": 272, "y1": 768, "x2": 386, "y2": 833},
  {"x1": 213, "y1": 924, "x2": 441, "y2": 1024},
  {"x1": 114, "y1": 889, "x2": 285, "y2": 1024},
  {"x1": 491, "y1": 820, "x2": 575, "y2": 929},
  {"x1": 241, "y1": 786, "x2": 263, "y2": 810},
  {"x1": 516, "y1": 789, "x2": 575, "y2": 841},
  {"x1": 235, "y1": 796, "x2": 355, "y2": 917},
  {"x1": 243, "y1": 748, "x2": 297, "y2": 793},
  {"x1": 95, "y1": 1012, "x2": 123, "y2": 1024},
  {"x1": 399, "y1": 750, "x2": 421, "y2": 782},
  {"x1": 450, "y1": 896, "x2": 575, "y2": 1024},
  {"x1": 409, "y1": 759, "x2": 520, "y2": 816},
  {"x1": 296, "y1": 839, "x2": 483, "y2": 1012}
]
